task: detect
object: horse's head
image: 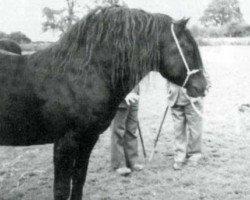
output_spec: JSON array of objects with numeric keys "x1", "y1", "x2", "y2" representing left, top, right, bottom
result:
[{"x1": 159, "y1": 18, "x2": 207, "y2": 97}]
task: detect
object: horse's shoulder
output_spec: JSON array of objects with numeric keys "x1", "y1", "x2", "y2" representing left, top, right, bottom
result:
[{"x1": 0, "y1": 50, "x2": 26, "y2": 69}]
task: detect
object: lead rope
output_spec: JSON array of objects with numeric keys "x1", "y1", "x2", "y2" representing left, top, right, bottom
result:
[
  {"x1": 149, "y1": 23, "x2": 205, "y2": 163},
  {"x1": 182, "y1": 91, "x2": 204, "y2": 118},
  {"x1": 171, "y1": 23, "x2": 204, "y2": 118}
]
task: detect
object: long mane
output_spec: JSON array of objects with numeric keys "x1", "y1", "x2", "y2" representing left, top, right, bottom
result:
[{"x1": 54, "y1": 5, "x2": 173, "y2": 88}]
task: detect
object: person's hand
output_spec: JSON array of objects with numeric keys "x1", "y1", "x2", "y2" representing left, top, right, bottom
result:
[{"x1": 125, "y1": 93, "x2": 139, "y2": 106}]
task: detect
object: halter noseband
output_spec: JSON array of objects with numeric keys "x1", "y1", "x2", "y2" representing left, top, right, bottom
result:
[{"x1": 170, "y1": 23, "x2": 200, "y2": 87}]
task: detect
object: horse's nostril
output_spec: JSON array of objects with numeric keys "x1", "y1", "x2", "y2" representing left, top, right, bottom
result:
[{"x1": 199, "y1": 89, "x2": 205, "y2": 97}]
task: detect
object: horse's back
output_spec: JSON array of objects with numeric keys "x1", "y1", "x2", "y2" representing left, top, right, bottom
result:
[
  {"x1": 0, "y1": 50, "x2": 25, "y2": 84},
  {"x1": 0, "y1": 52, "x2": 52, "y2": 146},
  {"x1": 0, "y1": 39, "x2": 22, "y2": 55}
]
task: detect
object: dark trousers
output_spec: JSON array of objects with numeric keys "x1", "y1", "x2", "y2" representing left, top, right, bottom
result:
[{"x1": 111, "y1": 104, "x2": 139, "y2": 169}]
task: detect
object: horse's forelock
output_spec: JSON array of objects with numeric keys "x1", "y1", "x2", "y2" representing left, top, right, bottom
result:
[{"x1": 184, "y1": 29, "x2": 203, "y2": 70}]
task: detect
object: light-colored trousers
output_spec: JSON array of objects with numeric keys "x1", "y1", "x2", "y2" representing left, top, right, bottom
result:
[
  {"x1": 171, "y1": 101, "x2": 203, "y2": 163},
  {"x1": 111, "y1": 104, "x2": 139, "y2": 169}
]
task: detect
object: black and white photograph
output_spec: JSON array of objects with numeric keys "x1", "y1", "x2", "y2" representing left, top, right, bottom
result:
[{"x1": 0, "y1": 0, "x2": 250, "y2": 199}]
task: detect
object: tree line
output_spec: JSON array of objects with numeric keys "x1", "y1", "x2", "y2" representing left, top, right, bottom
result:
[
  {"x1": 0, "y1": 0, "x2": 247, "y2": 43},
  {"x1": 0, "y1": 31, "x2": 31, "y2": 44},
  {"x1": 42, "y1": 0, "x2": 249, "y2": 38}
]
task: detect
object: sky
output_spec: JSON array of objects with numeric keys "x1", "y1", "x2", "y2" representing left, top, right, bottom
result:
[{"x1": 0, "y1": 0, "x2": 250, "y2": 41}]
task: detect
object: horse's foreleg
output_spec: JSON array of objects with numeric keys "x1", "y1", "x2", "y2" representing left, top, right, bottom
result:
[
  {"x1": 70, "y1": 133, "x2": 99, "y2": 200},
  {"x1": 53, "y1": 131, "x2": 78, "y2": 200}
]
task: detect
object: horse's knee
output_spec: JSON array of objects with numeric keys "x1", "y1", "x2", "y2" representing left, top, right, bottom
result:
[
  {"x1": 69, "y1": 134, "x2": 100, "y2": 200},
  {"x1": 54, "y1": 131, "x2": 80, "y2": 158},
  {"x1": 53, "y1": 131, "x2": 81, "y2": 200},
  {"x1": 54, "y1": 185, "x2": 71, "y2": 200}
]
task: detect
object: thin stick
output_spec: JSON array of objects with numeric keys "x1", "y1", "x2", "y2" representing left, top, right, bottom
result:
[
  {"x1": 137, "y1": 121, "x2": 147, "y2": 161},
  {"x1": 149, "y1": 106, "x2": 169, "y2": 162}
]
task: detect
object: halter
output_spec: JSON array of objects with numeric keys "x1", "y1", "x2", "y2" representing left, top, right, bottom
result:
[
  {"x1": 170, "y1": 23, "x2": 200, "y2": 87},
  {"x1": 170, "y1": 23, "x2": 204, "y2": 118}
]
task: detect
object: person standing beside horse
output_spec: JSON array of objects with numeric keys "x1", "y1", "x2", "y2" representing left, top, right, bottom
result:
[
  {"x1": 111, "y1": 85, "x2": 144, "y2": 175},
  {"x1": 167, "y1": 72, "x2": 211, "y2": 170}
]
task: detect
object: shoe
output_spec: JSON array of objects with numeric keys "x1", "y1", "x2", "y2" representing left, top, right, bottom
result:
[
  {"x1": 115, "y1": 167, "x2": 131, "y2": 176},
  {"x1": 131, "y1": 164, "x2": 144, "y2": 171},
  {"x1": 173, "y1": 162, "x2": 184, "y2": 170},
  {"x1": 188, "y1": 154, "x2": 202, "y2": 167},
  {"x1": 188, "y1": 160, "x2": 199, "y2": 167}
]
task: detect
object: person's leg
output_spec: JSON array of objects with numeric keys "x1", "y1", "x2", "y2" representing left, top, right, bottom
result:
[
  {"x1": 185, "y1": 101, "x2": 203, "y2": 164},
  {"x1": 111, "y1": 107, "x2": 129, "y2": 170},
  {"x1": 123, "y1": 104, "x2": 141, "y2": 170},
  {"x1": 171, "y1": 105, "x2": 187, "y2": 167}
]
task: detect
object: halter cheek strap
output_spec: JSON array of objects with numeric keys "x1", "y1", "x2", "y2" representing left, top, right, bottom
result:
[
  {"x1": 170, "y1": 23, "x2": 204, "y2": 118},
  {"x1": 170, "y1": 23, "x2": 200, "y2": 87}
]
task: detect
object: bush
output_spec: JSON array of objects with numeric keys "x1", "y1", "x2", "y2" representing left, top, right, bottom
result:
[
  {"x1": 190, "y1": 25, "x2": 202, "y2": 38},
  {"x1": 0, "y1": 31, "x2": 32, "y2": 44},
  {"x1": 225, "y1": 23, "x2": 243, "y2": 37},
  {"x1": 8, "y1": 32, "x2": 31, "y2": 44},
  {"x1": 190, "y1": 25, "x2": 227, "y2": 38},
  {"x1": 0, "y1": 31, "x2": 8, "y2": 39},
  {"x1": 205, "y1": 26, "x2": 227, "y2": 37},
  {"x1": 225, "y1": 23, "x2": 250, "y2": 37},
  {"x1": 190, "y1": 23, "x2": 250, "y2": 38}
]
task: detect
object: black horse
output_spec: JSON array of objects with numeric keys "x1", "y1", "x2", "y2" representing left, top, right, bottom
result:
[
  {"x1": 0, "y1": 6, "x2": 207, "y2": 200},
  {"x1": 0, "y1": 38, "x2": 22, "y2": 55}
]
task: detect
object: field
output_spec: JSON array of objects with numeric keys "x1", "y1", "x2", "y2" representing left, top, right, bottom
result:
[{"x1": 0, "y1": 45, "x2": 250, "y2": 200}]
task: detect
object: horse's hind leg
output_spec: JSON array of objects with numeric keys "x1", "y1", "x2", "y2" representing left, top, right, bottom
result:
[
  {"x1": 53, "y1": 131, "x2": 78, "y2": 200},
  {"x1": 70, "y1": 133, "x2": 99, "y2": 200}
]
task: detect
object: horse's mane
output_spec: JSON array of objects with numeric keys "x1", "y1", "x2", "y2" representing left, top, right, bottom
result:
[{"x1": 54, "y1": 5, "x2": 172, "y2": 89}]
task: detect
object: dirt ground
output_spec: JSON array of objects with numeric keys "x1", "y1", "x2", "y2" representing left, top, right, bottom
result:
[{"x1": 0, "y1": 46, "x2": 250, "y2": 200}]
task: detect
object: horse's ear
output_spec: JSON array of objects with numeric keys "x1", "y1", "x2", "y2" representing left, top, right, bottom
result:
[{"x1": 175, "y1": 18, "x2": 190, "y2": 31}]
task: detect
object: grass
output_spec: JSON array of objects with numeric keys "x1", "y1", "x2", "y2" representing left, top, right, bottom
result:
[
  {"x1": 20, "y1": 42, "x2": 52, "y2": 54},
  {"x1": 0, "y1": 46, "x2": 250, "y2": 199},
  {"x1": 197, "y1": 37, "x2": 250, "y2": 46},
  {"x1": 19, "y1": 37, "x2": 250, "y2": 55}
]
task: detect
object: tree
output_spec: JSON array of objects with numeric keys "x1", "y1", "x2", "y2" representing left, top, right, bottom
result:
[
  {"x1": 42, "y1": 0, "x2": 80, "y2": 34},
  {"x1": 0, "y1": 31, "x2": 8, "y2": 39},
  {"x1": 200, "y1": 0, "x2": 243, "y2": 27},
  {"x1": 0, "y1": 31, "x2": 31, "y2": 43},
  {"x1": 42, "y1": 0, "x2": 127, "y2": 35},
  {"x1": 92, "y1": 0, "x2": 127, "y2": 7}
]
